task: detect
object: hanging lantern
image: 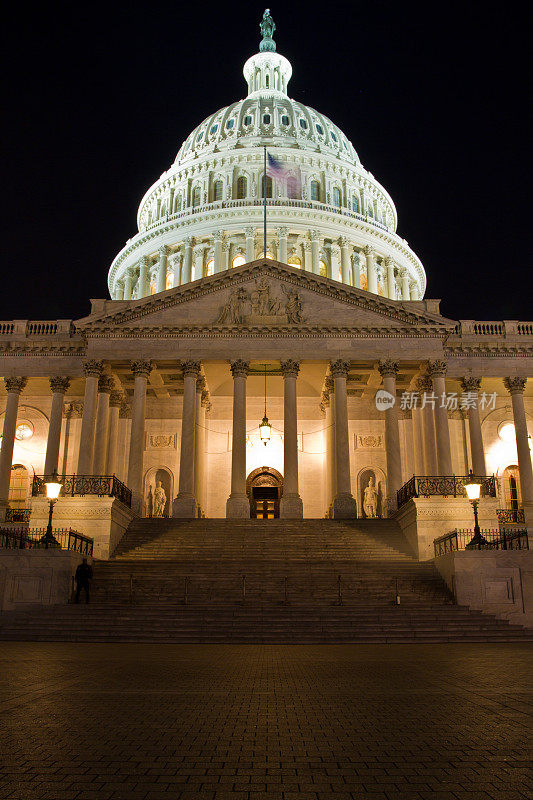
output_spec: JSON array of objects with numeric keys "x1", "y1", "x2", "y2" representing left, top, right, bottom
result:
[{"x1": 259, "y1": 364, "x2": 271, "y2": 445}]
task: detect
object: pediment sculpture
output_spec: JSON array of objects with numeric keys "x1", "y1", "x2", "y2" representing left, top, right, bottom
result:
[{"x1": 216, "y1": 279, "x2": 303, "y2": 325}]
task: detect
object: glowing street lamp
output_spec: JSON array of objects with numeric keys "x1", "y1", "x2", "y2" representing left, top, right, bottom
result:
[
  {"x1": 39, "y1": 470, "x2": 62, "y2": 549},
  {"x1": 464, "y1": 470, "x2": 487, "y2": 549},
  {"x1": 259, "y1": 364, "x2": 271, "y2": 446}
]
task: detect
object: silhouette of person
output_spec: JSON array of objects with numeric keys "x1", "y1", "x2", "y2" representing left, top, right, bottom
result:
[{"x1": 75, "y1": 557, "x2": 93, "y2": 604}]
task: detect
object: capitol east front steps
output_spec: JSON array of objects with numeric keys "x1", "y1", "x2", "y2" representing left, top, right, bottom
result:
[{"x1": 0, "y1": 519, "x2": 532, "y2": 643}]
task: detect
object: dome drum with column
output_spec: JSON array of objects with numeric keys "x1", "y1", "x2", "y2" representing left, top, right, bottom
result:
[{"x1": 108, "y1": 15, "x2": 425, "y2": 303}]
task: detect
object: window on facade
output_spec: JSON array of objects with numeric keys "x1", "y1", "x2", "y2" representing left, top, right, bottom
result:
[
  {"x1": 299, "y1": 119, "x2": 308, "y2": 130},
  {"x1": 244, "y1": 115, "x2": 252, "y2": 126},
  {"x1": 192, "y1": 186, "x2": 201, "y2": 207},
  {"x1": 205, "y1": 259, "x2": 214, "y2": 277},
  {"x1": 367, "y1": 204, "x2": 374, "y2": 217},
  {"x1": 319, "y1": 260, "x2": 327, "y2": 277},
  {"x1": 226, "y1": 119, "x2": 234, "y2": 129},
  {"x1": 15, "y1": 423, "x2": 33, "y2": 441},
  {"x1": 166, "y1": 272, "x2": 174, "y2": 290},
  {"x1": 232, "y1": 255, "x2": 246, "y2": 268},
  {"x1": 360, "y1": 273, "x2": 368, "y2": 291},
  {"x1": 160, "y1": 203, "x2": 167, "y2": 217},
  {"x1": 263, "y1": 114, "x2": 271, "y2": 125},
  {"x1": 8, "y1": 465, "x2": 28, "y2": 509},
  {"x1": 333, "y1": 187, "x2": 342, "y2": 208},
  {"x1": 213, "y1": 180, "x2": 223, "y2": 201},
  {"x1": 352, "y1": 195, "x2": 359, "y2": 213},
  {"x1": 210, "y1": 124, "x2": 218, "y2": 135},
  {"x1": 150, "y1": 281, "x2": 157, "y2": 295},
  {"x1": 316, "y1": 124, "x2": 324, "y2": 135},
  {"x1": 236, "y1": 176, "x2": 247, "y2": 199},
  {"x1": 176, "y1": 194, "x2": 182, "y2": 212},
  {"x1": 287, "y1": 176, "x2": 299, "y2": 199},
  {"x1": 197, "y1": 131, "x2": 204, "y2": 141},
  {"x1": 288, "y1": 256, "x2": 301, "y2": 268},
  {"x1": 265, "y1": 75, "x2": 270, "y2": 88},
  {"x1": 261, "y1": 175, "x2": 273, "y2": 198},
  {"x1": 310, "y1": 180, "x2": 320, "y2": 201},
  {"x1": 281, "y1": 115, "x2": 290, "y2": 126}
]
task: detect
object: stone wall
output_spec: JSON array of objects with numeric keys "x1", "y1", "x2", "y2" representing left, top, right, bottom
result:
[{"x1": 0, "y1": 548, "x2": 88, "y2": 610}]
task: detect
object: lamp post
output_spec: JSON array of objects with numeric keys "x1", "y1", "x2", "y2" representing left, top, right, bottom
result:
[
  {"x1": 39, "y1": 470, "x2": 62, "y2": 549},
  {"x1": 464, "y1": 470, "x2": 488, "y2": 549},
  {"x1": 259, "y1": 364, "x2": 271, "y2": 446}
]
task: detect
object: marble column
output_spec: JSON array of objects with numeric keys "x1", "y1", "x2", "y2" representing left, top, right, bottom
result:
[
  {"x1": 0, "y1": 377, "x2": 27, "y2": 519},
  {"x1": 182, "y1": 236, "x2": 193, "y2": 284},
  {"x1": 156, "y1": 246, "x2": 169, "y2": 293},
  {"x1": 310, "y1": 230, "x2": 320, "y2": 274},
  {"x1": 330, "y1": 360, "x2": 357, "y2": 518},
  {"x1": 245, "y1": 227, "x2": 255, "y2": 262},
  {"x1": 173, "y1": 360, "x2": 201, "y2": 518},
  {"x1": 92, "y1": 375, "x2": 115, "y2": 475},
  {"x1": 277, "y1": 226, "x2": 288, "y2": 264},
  {"x1": 330, "y1": 245, "x2": 340, "y2": 282},
  {"x1": 123, "y1": 269, "x2": 134, "y2": 300},
  {"x1": 503, "y1": 377, "x2": 533, "y2": 508},
  {"x1": 460, "y1": 377, "x2": 487, "y2": 475},
  {"x1": 339, "y1": 237, "x2": 350, "y2": 284},
  {"x1": 412, "y1": 406, "x2": 425, "y2": 475},
  {"x1": 280, "y1": 360, "x2": 303, "y2": 518},
  {"x1": 213, "y1": 230, "x2": 223, "y2": 273},
  {"x1": 138, "y1": 256, "x2": 148, "y2": 298},
  {"x1": 416, "y1": 375, "x2": 438, "y2": 475},
  {"x1": 222, "y1": 240, "x2": 230, "y2": 271},
  {"x1": 352, "y1": 251, "x2": 361, "y2": 289},
  {"x1": 106, "y1": 390, "x2": 123, "y2": 476},
  {"x1": 410, "y1": 281, "x2": 420, "y2": 301},
  {"x1": 115, "y1": 282, "x2": 124, "y2": 301},
  {"x1": 193, "y1": 245, "x2": 204, "y2": 281},
  {"x1": 226, "y1": 360, "x2": 250, "y2": 519},
  {"x1": 44, "y1": 377, "x2": 70, "y2": 476},
  {"x1": 324, "y1": 377, "x2": 336, "y2": 516},
  {"x1": 303, "y1": 242, "x2": 311, "y2": 272},
  {"x1": 400, "y1": 269, "x2": 411, "y2": 301},
  {"x1": 77, "y1": 360, "x2": 103, "y2": 474},
  {"x1": 194, "y1": 376, "x2": 206, "y2": 515},
  {"x1": 428, "y1": 360, "x2": 453, "y2": 475},
  {"x1": 200, "y1": 389, "x2": 211, "y2": 512},
  {"x1": 378, "y1": 360, "x2": 402, "y2": 511},
  {"x1": 384, "y1": 257, "x2": 396, "y2": 300},
  {"x1": 364, "y1": 246, "x2": 377, "y2": 293},
  {"x1": 127, "y1": 361, "x2": 152, "y2": 513}
]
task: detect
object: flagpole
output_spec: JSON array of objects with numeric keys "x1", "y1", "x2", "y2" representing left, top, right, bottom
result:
[{"x1": 263, "y1": 145, "x2": 267, "y2": 258}]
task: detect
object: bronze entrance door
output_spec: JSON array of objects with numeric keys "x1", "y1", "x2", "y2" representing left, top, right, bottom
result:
[{"x1": 246, "y1": 466, "x2": 283, "y2": 519}]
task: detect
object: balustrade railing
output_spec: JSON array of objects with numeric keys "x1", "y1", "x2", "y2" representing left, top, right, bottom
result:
[
  {"x1": 32, "y1": 474, "x2": 132, "y2": 507},
  {"x1": 397, "y1": 475, "x2": 497, "y2": 508},
  {"x1": 496, "y1": 508, "x2": 526, "y2": 525},
  {"x1": 434, "y1": 528, "x2": 529, "y2": 557},
  {"x1": 0, "y1": 526, "x2": 93, "y2": 555},
  {"x1": 4, "y1": 508, "x2": 31, "y2": 524}
]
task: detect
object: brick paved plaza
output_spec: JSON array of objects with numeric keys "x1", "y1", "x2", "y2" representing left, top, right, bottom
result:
[{"x1": 0, "y1": 643, "x2": 531, "y2": 800}]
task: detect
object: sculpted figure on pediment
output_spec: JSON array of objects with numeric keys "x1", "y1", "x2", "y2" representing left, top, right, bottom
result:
[
  {"x1": 216, "y1": 287, "x2": 247, "y2": 324},
  {"x1": 283, "y1": 287, "x2": 303, "y2": 323}
]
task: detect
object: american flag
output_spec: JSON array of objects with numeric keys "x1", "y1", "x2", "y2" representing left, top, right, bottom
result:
[{"x1": 267, "y1": 153, "x2": 301, "y2": 198}]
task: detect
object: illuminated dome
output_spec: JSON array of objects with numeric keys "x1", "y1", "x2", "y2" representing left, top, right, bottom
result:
[{"x1": 108, "y1": 11, "x2": 425, "y2": 302}]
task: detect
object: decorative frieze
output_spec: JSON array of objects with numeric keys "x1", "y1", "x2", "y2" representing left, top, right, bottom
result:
[{"x1": 354, "y1": 434, "x2": 384, "y2": 450}]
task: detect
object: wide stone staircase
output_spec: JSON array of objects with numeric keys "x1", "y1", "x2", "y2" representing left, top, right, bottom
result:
[{"x1": 1, "y1": 519, "x2": 532, "y2": 642}]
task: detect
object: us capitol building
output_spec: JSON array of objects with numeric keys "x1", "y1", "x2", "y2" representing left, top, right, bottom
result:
[{"x1": 1, "y1": 11, "x2": 532, "y2": 561}]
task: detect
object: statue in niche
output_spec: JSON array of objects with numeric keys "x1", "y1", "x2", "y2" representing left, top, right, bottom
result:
[
  {"x1": 153, "y1": 481, "x2": 167, "y2": 518},
  {"x1": 216, "y1": 287, "x2": 247, "y2": 324},
  {"x1": 363, "y1": 475, "x2": 378, "y2": 519},
  {"x1": 283, "y1": 287, "x2": 303, "y2": 323}
]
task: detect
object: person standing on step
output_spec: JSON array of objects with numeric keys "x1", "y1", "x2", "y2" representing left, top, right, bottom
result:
[{"x1": 75, "y1": 558, "x2": 93, "y2": 604}]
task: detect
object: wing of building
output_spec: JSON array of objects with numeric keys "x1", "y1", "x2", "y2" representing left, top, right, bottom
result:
[{"x1": 0, "y1": 12, "x2": 532, "y2": 566}]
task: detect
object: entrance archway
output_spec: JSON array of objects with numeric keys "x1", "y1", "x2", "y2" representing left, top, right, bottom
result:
[{"x1": 246, "y1": 466, "x2": 283, "y2": 519}]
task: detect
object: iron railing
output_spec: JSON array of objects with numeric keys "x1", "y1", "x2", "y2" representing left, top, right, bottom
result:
[
  {"x1": 0, "y1": 526, "x2": 93, "y2": 555},
  {"x1": 397, "y1": 475, "x2": 497, "y2": 508},
  {"x1": 4, "y1": 508, "x2": 31, "y2": 524},
  {"x1": 32, "y1": 474, "x2": 132, "y2": 507},
  {"x1": 496, "y1": 508, "x2": 526, "y2": 525},
  {"x1": 434, "y1": 528, "x2": 529, "y2": 557}
]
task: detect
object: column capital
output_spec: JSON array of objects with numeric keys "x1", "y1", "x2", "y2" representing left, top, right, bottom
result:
[
  {"x1": 212, "y1": 229, "x2": 223, "y2": 241},
  {"x1": 325, "y1": 376, "x2": 335, "y2": 393},
  {"x1": 130, "y1": 360, "x2": 152, "y2": 378},
  {"x1": 338, "y1": 236, "x2": 348, "y2": 247},
  {"x1": 378, "y1": 360, "x2": 399, "y2": 378},
  {"x1": 98, "y1": 375, "x2": 115, "y2": 394},
  {"x1": 230, "y1": 359, "x2": 250, "y2": 377},
  {"x1": 363, "y1": 245, "x2": 375, "y2": 257},
  {"x1": 196, "y1": 375, "x2": 206, "y2": 392},
  {"x1": 416, "y1": 374, "x2": 433, "y2": 393},
  {"x1": 303, "y1": 242, "x2": 312, "y2": 253},
  {"x1": 460, "y1": 376, "x2": 482, "y2": 392},
  {"x1": 138, "y1": 255, "x2": 149, "y2": 267},
  {"x1": 201, "y1": 389, "x2": 211, "y2": 408},
  {"x1": 244, "y1": 226, "x2": 256, "y2": 237},
  {"x1": 181, "y1": 360, "x2": 201, "y2": 378},
  {"x1": 49, "y1": 376, "x2": 70, "y2": 394},
  {"x1": 276, "y1": 226, "x2": 289, "y2": 238},
  {"x1": 183, "y1": 235, "x2": 194, "y2": 248},
  {"x1": 193, "y1": 244, "x2": 205, "y2": 257},
  {"x1": 504, "y1": 377, "x2": 527, "y2": 394},
  {"x1": 309, "y1": 229, "x2": 320, "y2": 242},
  {"x1": 83, "y1": 360, "x2": 103, "y2": 378},
  {"x1": 109, "y1": 390, "x2": 124, "y2": 407},
  {"x1": 119, "y1": 401, "x2": 132, "y2": 418},
  {"x1": 427, "y1": 359, "x2": 447, "y2": 377},
  {"x1": 329, "y1": 359, "x2": 350, "y2": 378},
  {"x1": 158, "y1": 245, "x2": 169, "y2": 257},
  {"x1": 4, "y1": 377, "x2": 27, "y2": 394},
  {"x1": 320, "y1": 390, "x2": 330, "y2": 409},
  {"x1": 383, "y1": 255, "x2": 395, "y2": 268},
  {"x1": 64, "y1": 400, "x2": 83, "y2": 418},
  {"x1": 221, "y1": 240, "x2": 230, "y2": 252},
  {"x1": 280, "y1": 359, "x2": 300, "y2": 378}
]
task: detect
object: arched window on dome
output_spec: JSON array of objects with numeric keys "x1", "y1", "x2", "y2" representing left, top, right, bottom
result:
[
  {"x1": 352, "y1": 195, "x2": 359, "y2": 213},
  {"x1": 192, "y1": 186, "x2": 201, "y2": 208},
  {"x1": 160, "y1": 203, "x2": 167, "y2": 217},
  {"x1": 319, "y1": 259, "x2": 328, "y2": 278},
  {"x1": 265, "y1": 74, "x2": 269, "y2": 88},
  {"x1": 205, "y1": 259, "x2": 214, "y2": 277},
  {"x1": 175, "y1": 194, "x2": 182, "y2": 213},
  {"x1": 310, "y1": 180, "x2": 320, "y2": 202},
  {"x1": 288, "y1": 256, "x2": 301, "y2": 269},
  {"x1": 150, "y1": 280, "x2": 157, "y2": 295},
  {"x1": 232, "y1": 255, "x2": 246, "y2": 268},
  {"x1": 166, "y1": 271, "x2": 174, "y2": 290},
  {"x1": 236, "y1": 176, "x2": 247, "y2": 199},
  {"x1": 367, "y1": 202, "x2": 374, "y2": 218},
  {"x1": 332, "y1": 187, "x2": 342, "y2": 208},
  {"x1": 286, "y1": 175, "x2": 299, "y2": 199},
  {"x1": 261, "y1": 175, "x2": 273, "y2": 198},
  {"x1": 213, "y1": 180, "x2": 223, "y2": 202}
]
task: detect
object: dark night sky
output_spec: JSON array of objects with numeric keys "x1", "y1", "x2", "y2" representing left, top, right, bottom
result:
[{"x1": 2, "y1": 0, "x2": 530, "y2": 323}]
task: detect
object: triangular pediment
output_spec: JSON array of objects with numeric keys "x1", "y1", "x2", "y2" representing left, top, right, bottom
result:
[{"x1": 76, "y1": 259, "x2": 455, "y2": 336}]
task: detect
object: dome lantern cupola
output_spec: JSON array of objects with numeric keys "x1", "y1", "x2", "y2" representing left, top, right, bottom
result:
[{"x1": 243, "y1": 10, "x2": 292, "y2": 98}]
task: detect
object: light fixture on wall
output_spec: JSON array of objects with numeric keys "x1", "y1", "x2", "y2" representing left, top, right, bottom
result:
[{"x1": 259, "y1": 364, "x2": 271, "y2": 446}]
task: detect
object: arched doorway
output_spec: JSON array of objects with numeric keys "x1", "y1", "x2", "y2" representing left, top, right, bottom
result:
[
  {"x1": 502, "y1": 465, "x2": 522, "y2": 514},
  {"x1": 246, "y1": 466, "x2": 283, "y2": 519}
]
